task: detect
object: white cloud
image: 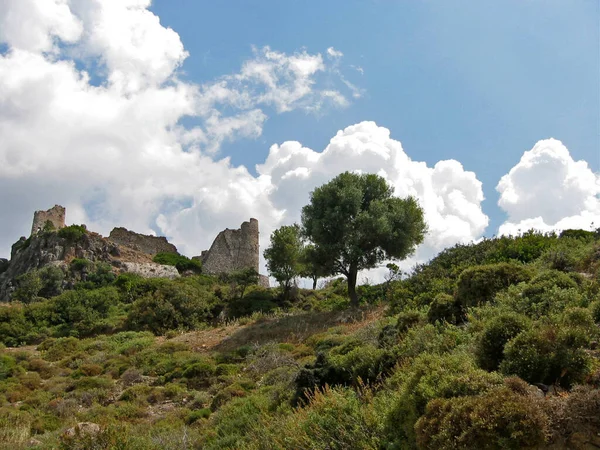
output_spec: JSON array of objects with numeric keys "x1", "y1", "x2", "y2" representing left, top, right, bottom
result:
[
  {"x1": 0, "y1": 0, "x2": 82, "y2": 53},
  {"x1": 255, "y1": 122, "x2": 489, "y2": 269},
  {"x1": 0, "y1": 0, "x2": 359, "y2": 263},
  {"x1": 327, "y1": 47, "x2": 344, "y2": 59},
  {"x1": 497, "y1": 139, "x2": 600, "y2": 235}
]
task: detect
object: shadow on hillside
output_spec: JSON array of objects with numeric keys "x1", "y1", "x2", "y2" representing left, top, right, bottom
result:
[{"x1": 213, "y1": 307, "x2": 383, "y2": 353}]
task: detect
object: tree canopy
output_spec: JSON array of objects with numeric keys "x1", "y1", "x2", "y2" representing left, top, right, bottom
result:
[{"x1": 301, "y1": 171, "x2": 427, "y2": 305}]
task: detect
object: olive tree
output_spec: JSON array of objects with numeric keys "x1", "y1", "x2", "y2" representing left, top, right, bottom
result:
[
  {"x1": 264, "y1": 224, "x2": 304, "y2": 293},
  {"x1": 301, "y1": 172, "x2": 427, "y2": 306}
]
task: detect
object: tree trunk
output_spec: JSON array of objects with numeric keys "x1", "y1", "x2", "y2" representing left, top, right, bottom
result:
[
  {"x1": 347, "y1": 264, "x2": 359, "y2": 307},
  {"x1": 312, "y1": 276, "x2": 318, "y2": 290}
]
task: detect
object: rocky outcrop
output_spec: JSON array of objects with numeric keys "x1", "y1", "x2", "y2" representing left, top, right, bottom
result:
[
  {"x1": 0, "y1": 231, "x2": 122, "y2": 300},
  {"x1": 121, "y1": 262, "x2": 179, "y2": 279},
  {"x1": 108, "y1": 227, "x2": 178, "y2": 256}
]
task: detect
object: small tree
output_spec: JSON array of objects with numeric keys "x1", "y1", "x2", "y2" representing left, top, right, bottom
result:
[
  {"x1": 301, "y1": 172, "x2": 427, "y2": 306},
  {"x1": 264, "y1": 224, "x2": 304, "y2": 294},
  {"x1": 300, "y1": 244, "x2": 333, "y2": 290}
]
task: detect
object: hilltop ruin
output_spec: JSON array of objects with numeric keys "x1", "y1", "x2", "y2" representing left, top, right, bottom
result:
[
  {"x1": 0, "y1": 206, "x2": 268, "y2": 300},
  {"x1": 108, "y1": 227, "x2": 178, "y2": 256},
  {"x1": 31, "y1": 205, "x2": 66, "y2": 235},
  {"x1": 199, "y1": 218, "x2": 260, "y2": 275}
]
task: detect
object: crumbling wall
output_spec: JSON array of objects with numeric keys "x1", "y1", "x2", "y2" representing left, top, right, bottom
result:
[
  {"x1": 31, "y1": 205, "x2": 66, "y2": 235},
  {"x1": 201, "y1": 218, "x2": 259, "y2": 275},
  {"x1": 108, "y1": 227, "x2": 178, "y2": 256}
]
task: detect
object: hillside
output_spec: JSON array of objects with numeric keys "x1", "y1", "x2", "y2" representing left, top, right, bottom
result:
[{"x1": 0, "y1": 229, "x2": 599, "y2": 449}]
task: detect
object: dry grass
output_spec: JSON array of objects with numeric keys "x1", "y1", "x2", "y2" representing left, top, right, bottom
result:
[{"x1": 163, "y1": 306, "x2": 386, "y2": 353}]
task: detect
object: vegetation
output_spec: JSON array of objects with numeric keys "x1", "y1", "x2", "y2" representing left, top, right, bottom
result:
[
  {"x1": 301, "y1": 171, "x2": 427, "y2": 306},
  {"x1": 0, "y1": 174, "x2": 599, "y2": 448},
  {"x1": 263, "y1": 224, "x2": 304, "y2": 294},
  {"x1": 152, "y1": 252, "x2": 202, "y2": 274}
]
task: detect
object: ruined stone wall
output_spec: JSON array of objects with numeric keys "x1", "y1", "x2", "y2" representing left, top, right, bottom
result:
[
  {"x1": 108, "y1": 227, "x2": 178, "y2": 256},
  {"x1": 31, "y1": 205, "x2": 66, "y2": 235},
  {"x1": 201, "y1": 218, "x2": 260, "y2": 275}
]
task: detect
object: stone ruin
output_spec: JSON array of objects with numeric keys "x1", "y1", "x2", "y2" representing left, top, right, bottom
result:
[
  {"x1": 31, "y1": 205, "x2": 65, "y2": 235},
  {"x1": 199, "y1": 218, "x2": 259, "y2": 275},
  {"x1": 3, "y1": 206, "x2": 268, "y2": 293},
  {"x1": 108, "y1": 227, "x2": 178, "y2": 256},
  {"x1": 198, "y1": 218, "x2": 269, "y2": 287}
]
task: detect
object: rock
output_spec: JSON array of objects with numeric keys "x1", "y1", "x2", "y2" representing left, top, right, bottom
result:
[
  {"x1": 121, "y1": 262, "x2": 180, "y2": 279},
  {"x1": 28, "y1": 438, "x2": 42, "y2": 447},
  {"x1": 64, "y1": 422, "x2": 100, "y2": 437}
]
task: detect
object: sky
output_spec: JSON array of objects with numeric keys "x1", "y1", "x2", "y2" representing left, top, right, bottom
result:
[{"x1": 0, "y1": 0, "x2": 598, "y2": 281}]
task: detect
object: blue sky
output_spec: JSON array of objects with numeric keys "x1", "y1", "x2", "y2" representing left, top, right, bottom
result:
[
  {"x1": 151, "y1": 0, "x2": 599, "y2": 234},
  {"x1": 0, "y1": 0, "x2": 598, "y2": 277}
]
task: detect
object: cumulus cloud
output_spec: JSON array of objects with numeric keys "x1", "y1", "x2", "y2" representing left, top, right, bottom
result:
[
  {"x1": 254, "y1": 122, "x2": 489, "y2": 273},
  {"x1": 0, "y1": 0, "x2": 359, "y2": 258},
  {"x1": 7, "y1": 0, "x2": 572, "y2": 285},
  {"x1": 497, "y1": 139, "x2": 600, "y2": 235}
]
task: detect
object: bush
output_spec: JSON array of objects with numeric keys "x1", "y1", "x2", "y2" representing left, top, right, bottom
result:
[
  {"x1": 475, "y1": 312, "x2": 530, "y2": 371},
  {"x1": 38, "y1": 265, "x2": 65, "y2": 298},
  {"x1": 520, "y1": 270, "x2": 579, "y2": 304},
  {"x1": 226, "y1": 287, "x2": 278, "y2": 318},
  {"x1": 126, "y1": 280, "x2": 221, "y2": 334},
  {"x1": 427, "y1": 293, "x2": 463, "y2": 324},
  {"x1": 384, "y1": 352, "x2": 503, "y2": 447},
  {"x1": 257, "y1": 386, "x2": 382, "y2": 450},
  {"x1": 39, "y1": 337, "x2": 81, "y2": 361},
  {"x1": 57, "y1": 224, "x2": 87, "y2": 241},
  {"x1": 456, "y1": 263, "x2": 531, "y2": 308},
  {"x1": 415, "y1": 379, "x2": 547, "y2": 449},
  {"x1": 12, "y1": 271, "x2": 42, "y2": 303},
  {"x1": 0, "y1": 355, "x2": 19, "y2": 380},
  {"x1": 500, "y1": 325, "x2": 592, "y2": 387},
  {"x1": 153, "y1": 252, "x2": 202, "y2": 274},
  {"x1": 295, "y1": 345, "x2": 394, "y2": 402},
  {"x1": 0, "y1": 306, "x2": 34, "y2": 346}
]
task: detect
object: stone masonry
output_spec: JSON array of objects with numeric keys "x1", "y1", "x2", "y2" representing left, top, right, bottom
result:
[
  {"x1": 108, "y1": 227, "x2": 178, "y2": 256},
  {"x1": 31, "y1": 205, "x2": 66, "y2": 235},
  {"x1": 201, "y1": 218, "x2": 260, "y2": 275}
]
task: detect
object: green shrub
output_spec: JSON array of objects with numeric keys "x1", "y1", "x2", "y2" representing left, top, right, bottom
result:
[
  {"x1": 384, "y1": 352, "x2": 503, "y2": 447},
  {"x1": 39, "y1": 337, "x2": 81, "y2": 362},
  {"x1": 258, "y1": 386, "x2": 382, "y2": 450},
  {"x1": 591, "y1": 300, "x2": 600, "y2": 324},
  {"x1": 396, "y1": 323, "x2": 470, "y2": 359},
  {"x1": 57, "y1": 224, "x2": 87, "y2": 241},
  {"x1": 12, "y1": 271, "x2": 43, "y2": 303},
  {"x1": 153, "y1": 252, "x2": 202, "y2": 274},
  {"x1": 126, "y1": 279, "x2": 221, "y2": 334},
  {"x1": 521, "y1": 270, "x2": 579, "y2": 303},
  {"x1": 226, "y1": 287, "x2": 278, "y2": 318},
  {"x1": 475, "y1": 312, "x2": 530, "y2": 371},
  {"x1": 500, "y1": 325, "x2": 592, "y2": 387},
  {"x1": 395, "y1": 309, "x2": 426, "y2": 334},
  {"x1": 186, "y1": 408, "x2": 210, "y2": 424},
  {"x1": 456, "y1": 263, "x2": 531, "y2": 308},
  {"x1": 0, "y1": 355, "x2": 18, "y2": 380},
  {"x1": 0, "y1": 306, "x2": 34, "y2": 346},
  {"x1": 70, "y1": 258, "x2": 92, "y2": 272},
  {"x1": 295, "y1": 345, "x2": 394, "y2": 402},
  {"x1": 427, "y1": 293, "x2": 463, "y2": 324},
  {"x1": 182, "y1": 359, "x2": 217, "y2": 387},
  {"x1": 415, "y1": 378, "x2": 547, "y2": 449}
]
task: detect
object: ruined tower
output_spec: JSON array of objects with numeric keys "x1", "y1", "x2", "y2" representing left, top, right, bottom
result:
[
  {"x1": 201, "y1": 218, "x2": 260, "y2": 275},
  {"x1": 31, "y1": 205, "x2": 66, "y2": 235}
]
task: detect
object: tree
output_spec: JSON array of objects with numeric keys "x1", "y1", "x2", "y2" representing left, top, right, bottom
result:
[
  {"x1": 299, "y1": 244, "x2": 333, "y2": 290},
  {"x1": 264, "y1": 224, "x2": 304, "y2": 293},
  {"x1": 301, "y1": 172, "x2": 427, "y2": 306}
]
